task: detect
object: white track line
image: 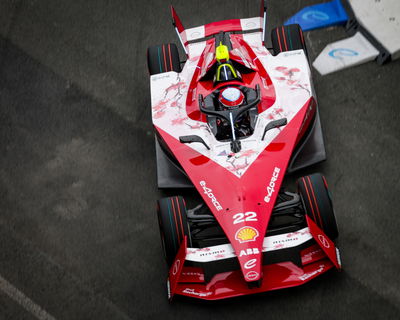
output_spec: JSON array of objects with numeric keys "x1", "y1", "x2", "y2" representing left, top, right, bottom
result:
[{"x1": 0, "y1": 274, "x2": 56, "y2": 320}]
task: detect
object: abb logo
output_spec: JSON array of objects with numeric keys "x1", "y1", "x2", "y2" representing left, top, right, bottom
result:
[{"x1": 239, "y1": 248, "x2": 260, "y2": 257}]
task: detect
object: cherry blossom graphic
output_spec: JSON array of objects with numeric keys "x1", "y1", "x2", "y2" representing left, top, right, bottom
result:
[
  {"x1": 214, "y1": 254, "x2": 225, "y2": 259},
  {"x1": 171, "y1": 117, "x2": 188, "y2": 126},
  {"x1": 273, "y1": 243, "x2": 285, "y2": 249},
  {"x1": 235, "y1": 149, "x2": 257, "y2": 159},
  {"x1": 226, "y1": 157, "x2": 249, "y2": 176},
  {"x1": 153, "y1": 110, "x2": 166, "y2": 119},
  {"x1": 185, "y1": 122, "x2": 208, "y2": 130},
  {"x1": 152, "y1": 99, "x2": 170, "y2": 112},
  {"x1": 287, "y1": 231, "x2": 300, "y2": 238},
  {"x1": 267, "y1": 106, "x2": 286, "y2": 120},
  {"x1": 253, "y1": 46, "x2": 269, "y2": 57},
  {"x1": 169, "y1": 100, "x2": 181, "y2": 109},
  {"x1": 189, "y1": 55, "x2": 200, "y2": 62},
  {"x1": 274, "y1": 66, "x2": 310, "y2": 95},
  {"x1": 164, "y1": 74, "x2": 187, "y2": 100}
]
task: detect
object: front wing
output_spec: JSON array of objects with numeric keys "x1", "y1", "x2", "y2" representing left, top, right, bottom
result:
[{"x1": 167, "y1": 215, "x2": 341, "y2": 300}]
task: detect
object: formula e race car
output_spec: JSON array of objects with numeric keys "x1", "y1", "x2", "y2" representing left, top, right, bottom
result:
[{"x1": 147, "y1": 1, "x2": 341, "y2": 301}]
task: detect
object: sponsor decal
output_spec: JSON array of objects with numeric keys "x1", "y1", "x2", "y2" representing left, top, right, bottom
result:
[
  {"x1": 172, "y1": 259, "x2": 181, "y2": 276},
  {"x1": 182, "y1": 288, "x2": 212, "y2": 297},
  {"x1": 190, "y1": 31, "x2": 201, "y2": 38},
  {"x1": 199, "y1": 249, "x2": 225, "y2": 257},
  {"x1": 199, "y1": 181, "x2": 223, "y2": 211},
  {"x1": 245, "y1": 21, "x2": 256, "y2": 28},
  {"x1": 186, "y1": 227, "x2": 312, "y2": 263},
  {"x1": 273, "y1": 237, "x2": 299, "y2": 244},
  {"x1": 235, "y1": 227, "x2": 259, "y2": 243},
  {"x1": 299, "y1": 265, "x2": 324, "y2": 281},
  {"x1": 244, "y1": 258, "x2": 257, "y2": 269},
  {"x1": 182, "y1": 271, "x2": 203, "y2": 277},
  {"x1": 302, "y1": 10, "x2": 329, "y2": 21},
  {"x1": 328, "y1": 48, "x2": 359, "y2": 59},
  {"x1": 264, "y1": 167, "x2": 281, "y2": 203},
  {"x1": 233, "y1": 212, "x2": 257, "y2": 224},
  {"x1": 317, "y1": 234, "x2": 330, "y2": 248},
  {"x1": 283, "y1": 51, "x2": 302, "y2": 57},
  {"x1": 239, "y1": 248, "x2": 260, "y2": 257},
  {"x1": 151, "y1": 74, "x2": 171, "y2": 81},
  {"x1": 245, "y1": 271, "x2": 259, "y2": 281}
]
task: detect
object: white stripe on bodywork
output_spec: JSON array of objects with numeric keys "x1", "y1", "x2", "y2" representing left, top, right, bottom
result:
[
  {"x1": 186, "y1": 227, "x2": 312, "y2": 262},
  {"x1": 240, "y1": 17, "x2": 262, "y2": 31},
  {"x1": 185, "y1": 25, "x2": 205, "y2": 42}
]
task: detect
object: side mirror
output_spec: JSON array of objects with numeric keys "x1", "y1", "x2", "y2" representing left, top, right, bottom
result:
[
  {"x1": 261, "y1": 118, "x2": 287, "y2": 140},
  {"x1": 179, "y1": 135, "x2": 210, "y2": 150}
]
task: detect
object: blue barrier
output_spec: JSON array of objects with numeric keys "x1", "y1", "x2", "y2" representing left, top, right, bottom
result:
[{"x1": 284, "y1": 0, "x2": 348, "y2": 31}]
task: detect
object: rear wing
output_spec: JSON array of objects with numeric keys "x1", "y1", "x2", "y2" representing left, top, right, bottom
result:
[{"x1": 171, "y1": 0, "x2": 268, "y2": 56}]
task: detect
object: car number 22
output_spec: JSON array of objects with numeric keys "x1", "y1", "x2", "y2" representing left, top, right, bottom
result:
[{"x1": 233, "y1": 212, "x2": 257, "y2": 224}]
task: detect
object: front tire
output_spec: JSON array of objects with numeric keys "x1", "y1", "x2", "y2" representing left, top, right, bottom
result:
[
  {"x1": 297, "y1": 173, "x2": 338, "y2": 240},
  {"x1": 157, "y1": 196, "x2": 190, "y2": 266}
]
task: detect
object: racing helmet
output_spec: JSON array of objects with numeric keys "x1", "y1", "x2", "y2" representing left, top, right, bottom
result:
[{"x1": 218, "y1": 87, "x2": 245, "y2": 109}]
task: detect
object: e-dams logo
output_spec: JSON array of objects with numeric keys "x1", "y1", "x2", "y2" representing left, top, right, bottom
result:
[
  {"x1": 301, "y1": 10, "x2": 329, "y2": 21},
  {"x1": 199, "y1": 181, "x2": 223, "y2": 211},
  {"x1": 328, "y1": 48, "x2": 359, "y2": 59}
]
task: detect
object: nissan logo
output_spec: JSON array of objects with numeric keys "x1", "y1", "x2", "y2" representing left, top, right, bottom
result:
[{"x1": 317, "y1": 234, "x2": 330, "y2": 248}]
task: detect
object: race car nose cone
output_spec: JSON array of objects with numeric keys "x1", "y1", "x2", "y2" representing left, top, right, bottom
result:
[{"x1": 219, "y1": 87, "x2": 244, "y2": 108}]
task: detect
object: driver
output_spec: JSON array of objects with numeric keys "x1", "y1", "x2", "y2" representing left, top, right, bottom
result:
[
  {"x1": 214, "y1": 42, "x2": 241, "y2": 83},
  {"x1": 218, "y1": 87, "x2": 245, "y2": 110}
]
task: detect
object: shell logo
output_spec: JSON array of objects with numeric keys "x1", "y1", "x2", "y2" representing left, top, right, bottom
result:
[{"x1": 235, "y1": 227, "x2": 259, "y2": 243}]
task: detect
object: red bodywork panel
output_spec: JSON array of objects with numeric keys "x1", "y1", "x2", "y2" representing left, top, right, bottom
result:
[
  {"x1": 167, "y1": 214, "x2": 341, "y2": 300},
  {"x1": 156, "y1": 98, "x2": 313, "y2": 283}
]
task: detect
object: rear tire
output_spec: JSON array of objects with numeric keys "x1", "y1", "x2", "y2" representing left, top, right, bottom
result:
[
  {"x1": 147, "y1": 43, "x2": 181, "y2": 75},
  {"x1": 157, "y1": 196, "x2": 190, "y2": 266},
  {"x1": 271, "y1": 24, "x2": 308, "y2": 57},
  {"x1": 297, "y1": 173, "x2": 338, "y2": 240}
]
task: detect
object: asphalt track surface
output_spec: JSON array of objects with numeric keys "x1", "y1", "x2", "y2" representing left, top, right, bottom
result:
[{"x1": 0, "y1": 0, "x2": 399, "y2": 319}]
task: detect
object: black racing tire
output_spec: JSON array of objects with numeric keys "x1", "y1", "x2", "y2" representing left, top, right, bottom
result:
[
  {"x1": 157, "y1": 196, "x2": 190, "y2": 266},
  {"x1": 297, "y1": 173, "x2": 339, "y2": 240},
  {"x1": 147, "y1": 43, "x2": 181, "y2": 75},
  {"x1": 271, "y1": 24, "x2": 308, "y2": 57}
]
